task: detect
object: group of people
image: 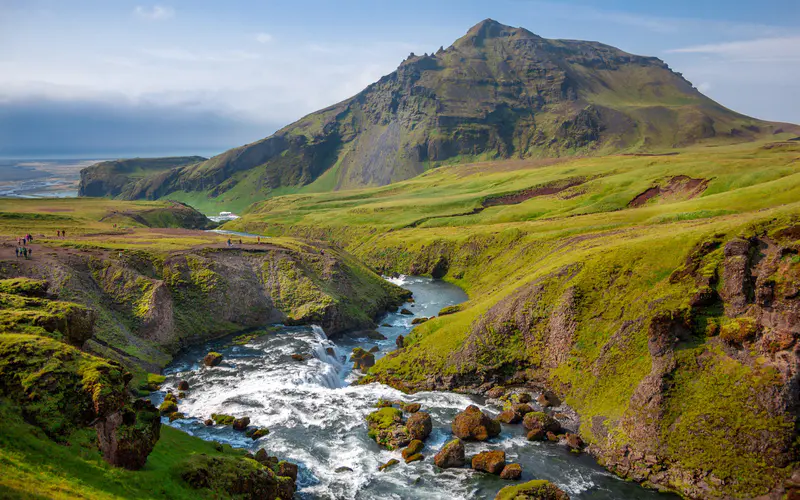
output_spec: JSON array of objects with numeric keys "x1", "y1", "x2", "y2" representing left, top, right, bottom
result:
[
  {"x1": 225, "y1": 237, "x2": 264, "y2": 247},
  {"x1": 15, "y1": 234, "x2": 34, "y2": 259},
  {"x1": 56, "y1": 230, "x2": 67, "y2": 238}
]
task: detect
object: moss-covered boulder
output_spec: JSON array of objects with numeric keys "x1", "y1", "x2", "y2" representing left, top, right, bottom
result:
[
  {"x1": 159, "y1": 400, "x2": 178, "y2": 415},
  {"x1": 366, "y1": 407, "x2": 409, "y2": 450},
  {"x1": 175, "y1": 454, "x2": 295, "y2": 500},
  {"x1": 452, "y1": 405, "x2": 500, "y2": 441},
  {"x1": 232, "y1": 417, "x2": 250, "y2": 431},
  {"x1": 406, "y1": 411, "x2": 432, "y2": 441},
  {"x1": 434, "y1": 438, "x2": 465, "y2": 468},
  {"x1": 495, "y1": 480, "x2": 569, "y2": 499},
  {"x1": 251, "y1": 428, "x2": 270, "y2": 440},
  {"x1": 350, "y1": 347, "x2": 375, "y2": 371},
  {"x1": 472, "y1": 450, "x2": 506, "y2": 474},
  {"x1": 500, "y1": 463, "x2": 523, "y2": 480},
  {"x1": 0, "y1": 292, "x2": 97, "y2": 346},
  {"x1": 402, "y1": 439, "x2": 424, "y2": 461},
  {"x1": 523, "y1": 412, "x2": 560, "y2": 441},
  {"x1": 211, "y1": 413, "x2": 236, "y2": 425},
  {"x1": 203, "y1": 352, "x2": 223, "y2": 367},
  {"x1": 96, "y1": 399, "x2": 161, "y2": 470},
  {"x1": 0, "y1": 278, "x2": 49, "y2": 297},
  {"x1": 378, "y1": 458, "x2": 399, "y2": 472}
]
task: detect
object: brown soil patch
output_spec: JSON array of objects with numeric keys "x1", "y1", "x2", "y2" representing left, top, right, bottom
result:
[
  {"x1": 628, "y1": 175, "x2": 709, "y2": 208},
  {"x1": 483, "y1": 177, "x2": 587, "y2": 208}
]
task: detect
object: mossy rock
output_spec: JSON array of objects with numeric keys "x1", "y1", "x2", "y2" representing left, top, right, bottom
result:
[
  {"x1": 0, "y1": 334, "x2": 128, "y2": 440},
  {"x1": 495, "y1": 479, "x2": 569, "y2": 499},
  {"x1": 251, "y1": 428, "x2": 270, "y2": 440},
  {"x1": 211, "y1": 413, "x2": 236, "y2": 426},
  {"x1": 203, "y1": 352, "x2": 223, "y2": 367},
  {"x1": 174, "y1": 454, "x2": 295, "y2": 499},
  {"x1": 438, "y1": 304, "x2": 461, "y2": 316},
  {"x1": 0, "y1": 278, "x2": 49, "y2": 297},
  {"x1": 159, "y1": 401, "x2": 178, "y2": 415}
]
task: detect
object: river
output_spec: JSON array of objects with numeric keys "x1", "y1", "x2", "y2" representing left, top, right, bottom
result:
[{"x1": 156, "y1": 276, "x2": 675, "y2": 499}]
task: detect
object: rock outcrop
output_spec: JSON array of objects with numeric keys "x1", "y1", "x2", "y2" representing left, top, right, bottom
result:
[{"x1": 452, "y1": 405, "x2": 501, "y2": 441}]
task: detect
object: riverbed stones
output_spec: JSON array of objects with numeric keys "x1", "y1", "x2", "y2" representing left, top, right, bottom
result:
[
  {"x1": 523, "y1": 412, "x2": 560, "y2": 441},
  {"x1": 564, "y1": 433, "x2": 583, "y2": 452},
  {"x1": 402, "y1": 439, "x2": 424, "y2": 460},
  {"x1": 378, "y1": 459, "x2": 399, "y2": 472},
  {"x1": 400, "y1": 308, "x2": 413, "y2": 315},
  {"x1": 494, "y1": 479, "x2": 570, "y2": 500},
  {"x1": 291, "y1": 353, "x2": 305, "y2": 362},
  {"x1": 369, "y1": 346, "x2": 380, "y2": 353},
  {"x1": 396, "y1": 335, "x2": 405, "y2": 348},
  {"x1": 366, "y1": 407, "x2": 409, "y2": 450},
  {"x1": 251, "y1": 428, "x2": 270, "y2": 440},
  {"x1": 177, "y1": 380, "x2": 189, "y2": 391},
  {"x1": 434, "y1": 439, "x2": 465, "y2": 468},
  {"x1": 350, "y1": 347, "x2": 375, "y2": 371},
  {"x1": 402, "y1": 402, "x2": 421, "y2": 413},
  {"x1": 452, "y1": 405, "x2": 501, "y2": 441},
  {"x1": 204, "y1": 418, "x2": 213, "y2": 426},
  {"x1": 411, "y1": 317, "x2": 429, "y2": 325},
  {"x1": 497, "y1": 410, "x2": 520, "y2": 424},
  {"x1": 500, "y1": 463, "x2": 523, "y2": 480},
  {"x1": 472, "y1": 450, "x2": 506, "y2": 474},
  {"x1": 486, "y1": 386, "x2": 506, "y2": 399},
  {"x1": 203, "y1": 352, "x2": 223, "y2": 367},
  {"x1": 232, "y1": 417, "x2": 250, "y2": 431},
  {"x1": 407, "y1": 412, "x2": 432, "y2": 441}
]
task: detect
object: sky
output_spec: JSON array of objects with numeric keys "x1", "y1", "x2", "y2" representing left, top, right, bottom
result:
[{"x1": 0, "y1": 0, "x2": 798, "y2": 157}]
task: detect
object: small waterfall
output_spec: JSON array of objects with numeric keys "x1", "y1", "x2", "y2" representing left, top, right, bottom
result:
[{"x1": 309, "y1": 325, "x2": 345, "y2": 389}]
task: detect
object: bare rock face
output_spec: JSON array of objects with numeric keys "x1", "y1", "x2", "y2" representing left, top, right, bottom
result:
[
  {"x1": 472, "y1": 450, "x2": 506, "y2": 474},
  {"x1": 720, "y1": 238, "x2": 754, "y2": 316},
  {"x1": 96, "y1": 399, "x2": 161, "y2": 470},
  {"x1": 452, "y1": 405, "x2": 501, "y2": 441},
  {"x1": 434, "y1": 439, "x2": 466, "y2": 468}
]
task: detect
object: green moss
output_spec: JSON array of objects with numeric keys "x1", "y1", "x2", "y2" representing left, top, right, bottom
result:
[
  {"x1": 495, "y1": 479, "x2": 565, "y2": 500},
  {"x1": 0, "y1": 278, "x2": 48, "y2": 297},
  {"x1": 211, "y1": 413, "x2": 236, "y2": 426}
]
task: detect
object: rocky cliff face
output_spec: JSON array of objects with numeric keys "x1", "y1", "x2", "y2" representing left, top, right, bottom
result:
[
  {"x1": 362, "y1": 221, "x2": 800, "y2": 499},
  {"x1": 80, "y1": 20, "x2": 791, "y2": 208},
  {"x1": 78, "y1": 156, "x2": 206, "y2": 198},
  {"x1": 0, "y1": 241, "x2": 409, "y2": 372}
]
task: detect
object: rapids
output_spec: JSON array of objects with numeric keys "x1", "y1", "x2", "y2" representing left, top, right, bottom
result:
[{"x1": 157, "y1": 276, "x2": 676, "y2": 499}]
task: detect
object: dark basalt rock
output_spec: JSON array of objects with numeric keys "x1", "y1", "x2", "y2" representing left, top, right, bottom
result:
[{"x1": 434, "y1": 439, "x2": 465, "y2": 468}]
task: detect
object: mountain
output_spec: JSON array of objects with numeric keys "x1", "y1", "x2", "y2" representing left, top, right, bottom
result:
[{"x1": 79, "y1": 19, "x2": 797, "y2": 210}]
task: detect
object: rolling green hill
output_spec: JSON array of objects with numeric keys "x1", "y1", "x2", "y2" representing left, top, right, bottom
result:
[{"x1": 77, "y1": 19, "x2": 797, "y2": 213}]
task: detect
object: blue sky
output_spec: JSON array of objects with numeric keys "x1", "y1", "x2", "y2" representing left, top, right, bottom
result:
[{"x1": 1, "y1": 0, "x2": 798, "y2": 156}]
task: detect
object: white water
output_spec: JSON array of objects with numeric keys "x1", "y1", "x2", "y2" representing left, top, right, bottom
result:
[{"x1": 157, "y1": 277, "x2": 675, "y2": 499}]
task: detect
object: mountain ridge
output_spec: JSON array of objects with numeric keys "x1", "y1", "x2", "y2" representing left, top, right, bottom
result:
[{"x1": 78, "y1": 19, "x2": 799, "y2": 210}]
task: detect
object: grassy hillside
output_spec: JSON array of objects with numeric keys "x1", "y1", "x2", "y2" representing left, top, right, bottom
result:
[
  {"x1": 78, "y1": 20, "x2": 798, "y2": 213},
  {"x1": 226, "y1": 139, "x2": 800, "y2": 498}
]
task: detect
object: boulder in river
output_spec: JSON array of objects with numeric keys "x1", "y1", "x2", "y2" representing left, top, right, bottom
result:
[
  {"x1": 159, "y1": 400, "x2": 178, "y2": 415},
  {"x1": 433, "y1": 439, "x2": 465, "y2": 468},
  {"x1": 350, "y1": 347, "x2": 375, "y2": 371},
  {"x1": 203, "y1": 352, "x2": 223, "y2": 367},
  {"x1": 407, "y1": 411, "x2": 432, "y2": 441},
  {"x1": 204, "y1": 419, "x2": 213, "y2": 426},
  {"x1": 523, "y1": 412, "x2": 560, "y2": 441},
  {"x1": 365, "y1": 330, "x2": 388, "y2": 340},
  {"x1": 177, "y1": 380, "x2": 190, "y2": 391},
  {"x1": 564, "y1": 433, "x2": 583, "y2": 452},
  {"x1": 486, "y1": 386, "x2": 506, "y2": 399},
  {"x1": 452, "y1": 405, "x2": 501, "y2": 441},
  {"x1": 402, "y1": 439, "x2": 424, "y2": 460},
  {"x1": 291, "y1": 353, "x2": 305, "y2": 362},
  {"x1": 211, "y1": 413, "x2": 236, "y2": 425},
  {"x1": 369, "y1": 346, "x2": 380, "y2": 353},
  {"x1": 472, "y1": 450, "x2": 506, "y2": 474},
  {"x1": 278, "y1": 460, "x2": 299, "y2": 483},
  {"x1": 400, "y1": 308, "x2": 413, "y2": 315},
  {"x1": 402, "y1": 402, "x2": 421, "y2": 413},
  {"x1": 366, "y1": 407, "x2": 409, "y2": 450},
  {"x1": 497, "y1": 410, "x2": 520, "y2": 424},
  {"x1": 411, "y1": 317, "x2": 429, "y2": 325},
  {"x1": 378, "y1": 459, "x2": 399, "y2": 472},
  {"x1": 500, "y1": 463, "x2": 522, "y2": 480},
  {"x1": 168, "y1": 412, "x2": 186, "y2": 422},
  {"x1": 335, "y1": 466, "x2": 353, "y2": 473},
  {"x1": 494, "y1": 479, "x2": 570, "y2": 500},
  {"x1": 232, "y1": 417, "x2": 250, "y2": 431},
  {"x1": 537, "y1": 392, "x2": 560, "y2": 408},
  {"x1": 405, "y1": 453, "x2": 424, "y2": 463},
  {"x1": 381, "y1": 323, "x2": 392, "y2": 327},
  {"x1": 251, "y1": 428, "x2": 270, "y2": 440}
]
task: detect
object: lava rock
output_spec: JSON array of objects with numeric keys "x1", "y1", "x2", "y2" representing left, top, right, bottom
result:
[
  {"x1": 500, "y1": 463, "x2": 523, "y2": 480},
  {"x1": 472, "y1": 450, "x2": 506, "y2": 474},
  {"x1": 400, "y1": 308, "x2": 414, "y2": 315},
  {"x1": 434, "y1": 439, "x2": 466, "y2": 468},
  {"x1": 452, "y1": 405, "x2": 501, "y2": 441},
  {"x1": 203, "y1": 352, "x2": 223, "y2": 367}
]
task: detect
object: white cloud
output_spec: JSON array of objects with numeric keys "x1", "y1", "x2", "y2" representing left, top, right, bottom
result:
[
  {"x1": 255, "y1": 33, "x2": 273, "y2": 44},
  {"x1": 666, "y1": 36, "x2": 800, "y2": 63},
  {"x1": 142, "y1": 48, "x2": 261, "y2": 63},
  {"x1": 696, "y1": 82, "x2": 712, "y2": 93},
  {"x1": 134, "y1": 5, "x2": 175, "y2": 21}
]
